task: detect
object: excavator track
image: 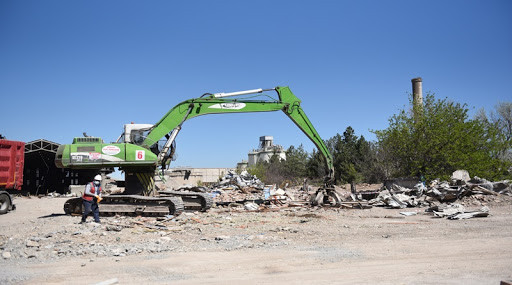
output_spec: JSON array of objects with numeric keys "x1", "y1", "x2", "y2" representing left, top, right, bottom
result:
[
  {"x1": 158, "y1": 190, "x2": 213, "y2": 212},
  {"x1": 63, "y1": 195, "x2": 184, "y2": 217}
]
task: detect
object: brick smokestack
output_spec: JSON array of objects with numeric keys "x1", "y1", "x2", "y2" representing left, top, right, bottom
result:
[{"x1": 411, "y1": 77, "x2": 423, "y2": 107}]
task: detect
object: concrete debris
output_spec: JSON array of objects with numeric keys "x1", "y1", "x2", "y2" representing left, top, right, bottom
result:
[
  {"x1": 25, "y1": 240, "x2": 40, "y2": 248},
  {"x1": 68, "y1": 185, "x2": 84, "y2": 196},
  {"x1": 47, "y1": 192, "x2": 62, "y2": 198},
  {"x1": 368, "y1": 190, "x2": 419, "y2": 208},
  {"x1": 273, "y1": 188, "x2": 286, "y2": 196},
  {"x1": 216, "y1": 170, "x2": 264, "y2": 191},
  {"x1": 105, "y1": 225, "x2": 123, "y2": 232},
  {"x1": 431, "y1": 203, "x2": 466, "y2": 217},
  {"x1": 432, "y1": 204, "x2": 490, "y2": 220},
  {"x1": 448, "y1": 210, "x2": 489, "y2": 220},
  {"x1": 196, "y1": 170, "x2": 302, "y2": 210},
  {"x1": 0, "y1": 187, "x2": 508, "y2": 267},
  {"x1": 93, "y1": 278, "x2": 119, "y2": 285},
  {"x1": 451, "y1": 170, "x2": 470, "y2": 183},
  {"x1": 469, "y1": 176, "x2": 494, "y2": 191},
  {"x1": 347, "y1": 170, "x2": 512, "y2": 220},
  {"x1": 215, "y1": 235, "x2": 231, "y2": 241},
  {"x1": 364, "y1": 170, "x2": 510, "y2": 211},
  {"x1": 244, "y1": 202, "x2": 259, "y2": 211}
]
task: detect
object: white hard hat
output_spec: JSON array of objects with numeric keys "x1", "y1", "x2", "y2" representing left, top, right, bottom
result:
[{"x1": 94, "y1": 175, "x2": 102, "y2": 181}]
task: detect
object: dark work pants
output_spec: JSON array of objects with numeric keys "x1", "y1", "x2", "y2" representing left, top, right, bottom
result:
[{"x1": 82, "y1": 199, "x2": 100, "y2": 223}]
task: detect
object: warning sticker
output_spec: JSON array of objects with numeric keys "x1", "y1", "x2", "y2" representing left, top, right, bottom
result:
[{"x1": 89, "y1": 152, "x2": 101, "y2": 160}]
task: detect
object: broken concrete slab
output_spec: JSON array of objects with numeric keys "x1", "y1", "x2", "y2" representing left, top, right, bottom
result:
[
  {"x1": 68, "y1": 185, "x2": 85, "y2": 196},
  {"x1": 368, "y1": 190, "x2": 418, "y2": 208},
  {"x1": 433, "y1": 204, "x2": 489, "y2": 220},
  {"x1": 244, "y1": 202, "x2": 259, "y2": 211},
  {"x1": 448, "y1": 210, "x2": 489, "y2": 220},
  {"x1": 451, "y1": 170, "x2": 470, "y2": 183},
  {"x1": 433, "y1": 204, "x2": 466, "y2": 218},
  {"x1": 2, "y1": 251, "x2": 11, "y2": 259}
]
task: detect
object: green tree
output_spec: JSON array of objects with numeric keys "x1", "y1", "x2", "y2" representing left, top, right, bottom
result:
[
  {"x1": 358, "y1": 140, "x2": 386, "y2": 183},
  {"x1": 476, "y1": 102, "x2": 512, "y2": 162},
  {"x1": 281, "y1": 144, "x2": 308, "y2": 179},
  {"x1": 264, "y1": 151, "x2": 286, "y2": 184},
  {"x1": 305, "y1": 127, "x2": 385, "y2": 184},
  {"x1": 306, "y1": 149, "x2": 327, "y2": 179},
  {"x1": 323, "y1": 127, "x2": 383, "y2": 184},
  {"x1": 374, "y1": 93, "x2": 511, "y2": 181},
  {"x1": 247, "y1": 161, "x2": 268, "y2": 182},
  {"x1": 248, "y1": 145, "x2": 310, "y2": 186}
]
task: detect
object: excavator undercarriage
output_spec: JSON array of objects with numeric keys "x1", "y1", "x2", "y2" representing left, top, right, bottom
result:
[
  {"x1": 64, "y1": 195, "x2": 185, "y2": 216},
  {"x1": 63, "y1": 190, "x2": 213, "y2": 217},
  {"x1": 64, "y1": 169, "x2": 214, "y2": 217},
  {"x1": 159, "y1": 190, "x2": 213, "y2": 212},
  {"x1": 63, "y1": 191, "x2": 214, "y2": 217}
]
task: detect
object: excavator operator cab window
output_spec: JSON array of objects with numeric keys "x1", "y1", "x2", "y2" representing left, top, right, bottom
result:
[
  {"x1": 130, "y1": 129, "x2": 155, "y2": 146},
  {"x1": 131, "y1": 130, "x2": 145, "y2": 145}
]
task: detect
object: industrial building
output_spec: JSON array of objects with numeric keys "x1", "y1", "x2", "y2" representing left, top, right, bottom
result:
[
  {"x1": 246, "y1": 136, "x2": 286, "y2": 167},
  {"x1": 23, "y1": 139, "x2": 101, "y2": 195}
]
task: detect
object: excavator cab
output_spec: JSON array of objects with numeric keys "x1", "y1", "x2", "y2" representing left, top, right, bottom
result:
[{"x1": 116, "y1": 124, "x2": 154, "y2": 145}]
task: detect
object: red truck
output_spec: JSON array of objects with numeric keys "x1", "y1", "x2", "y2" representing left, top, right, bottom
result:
[{"x1": 0, "y1": 139, "x2": 25, "y2": 214}]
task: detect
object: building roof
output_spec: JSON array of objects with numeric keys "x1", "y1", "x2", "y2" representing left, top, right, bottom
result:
[{"x1": 25, "y1": 139, "x2": 60, "y2": 154}]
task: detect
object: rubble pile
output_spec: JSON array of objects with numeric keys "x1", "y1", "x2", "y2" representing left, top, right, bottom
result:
[
  {"x1": 207, "y1": 171, "x2": 295, "y2": 207},
  {"x1": 360, "y1": 170, "x2": 511, "y2": 219},
  {"x1": 210, "y1": 184, "x2": 298, "y2": 208},
  {"x1": 52, "y1": 169, "x2": 509, "y2": 215},
  {"x1": 215, "y1": 170, "x2": 264, "y2": 192}
]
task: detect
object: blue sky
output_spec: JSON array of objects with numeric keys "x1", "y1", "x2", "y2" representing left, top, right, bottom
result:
[{"x1": 1, "y1": 0, "x2": 511, "y2": 168}]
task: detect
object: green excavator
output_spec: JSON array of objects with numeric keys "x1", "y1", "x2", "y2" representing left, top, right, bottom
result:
[{"x1": 55, "y1": 86, "x2": 342, "y2": 216}]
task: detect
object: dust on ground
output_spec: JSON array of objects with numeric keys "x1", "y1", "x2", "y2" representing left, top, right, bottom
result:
[{"x1": 1, "y1": 194, "x2": 511, "y2": 284}]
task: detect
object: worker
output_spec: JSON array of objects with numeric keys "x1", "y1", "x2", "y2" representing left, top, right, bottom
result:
[{"x1": 81, "y1": 174, "x2": 103, "y2": 224}]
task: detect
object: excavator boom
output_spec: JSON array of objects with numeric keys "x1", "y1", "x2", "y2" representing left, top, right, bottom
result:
[{"x1": 143, "y1": 86, "x2": 334, "y2": 181}]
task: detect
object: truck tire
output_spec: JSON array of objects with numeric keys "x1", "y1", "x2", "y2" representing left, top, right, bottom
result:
[{"x1": 0, "y1": 192, "x2": 11, "y2": 214}]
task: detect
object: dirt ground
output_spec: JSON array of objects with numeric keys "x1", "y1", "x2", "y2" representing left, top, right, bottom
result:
[{"x1": 1, "y1": 195, "x2": 511, "y2": 284}]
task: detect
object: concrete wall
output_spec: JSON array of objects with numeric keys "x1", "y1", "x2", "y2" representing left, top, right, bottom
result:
[{"x1": 163, "y1": 167, "x2": 233, "y2": 186}]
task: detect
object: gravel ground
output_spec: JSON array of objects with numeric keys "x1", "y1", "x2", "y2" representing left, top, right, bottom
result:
[{"x1": 1, "y1": 195, "x2": 512, "y2": 284}]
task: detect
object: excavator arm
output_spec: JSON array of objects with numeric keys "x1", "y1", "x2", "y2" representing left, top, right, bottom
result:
[{"x1": 142, "y1": 86, "x2": 334, "y2": 182}]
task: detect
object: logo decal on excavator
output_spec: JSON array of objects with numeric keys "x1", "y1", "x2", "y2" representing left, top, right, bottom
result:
[
  {"x1": 208, "y1": 103, "x2": 246, "y2": 110},
  {"x1": 102, "y1": 145, "x2": 121, "y2": 155}
]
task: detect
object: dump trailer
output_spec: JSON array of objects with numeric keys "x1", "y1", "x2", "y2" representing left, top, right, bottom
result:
[
  {"x1": 56, "y1": 86, "x2": 341, "y2": 216},
  {"x1": 0, "y1": 139, "x2": 25, "y2": 214}
]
